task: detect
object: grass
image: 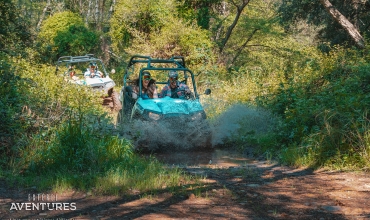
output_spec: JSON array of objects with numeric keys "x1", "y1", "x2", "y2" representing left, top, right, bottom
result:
[
  {"x1": 6, "y1": 112, "x2": 196, "y2": 195},
  {"x1": 0, "y1": 57, "x2": 200, "y2": 197}
]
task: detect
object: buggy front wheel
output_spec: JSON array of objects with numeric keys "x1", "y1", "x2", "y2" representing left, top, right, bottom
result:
[{"x1": 111, "y1": 91, "x2": 122, "y2": 111}]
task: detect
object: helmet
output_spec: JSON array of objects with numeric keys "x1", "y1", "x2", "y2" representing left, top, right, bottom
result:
[
  {"x1": 89, "y1": 62, "x2": 97, "y2": 68},
  {"x1": 143, "y1": 71, "x2": 151, "y2": 77},
  {"x1": 168, "y1": 70, "x2": 178, "y2": 79},
  {"x1": 142, "y1": 71, "x2": 151, "y2": 81}
]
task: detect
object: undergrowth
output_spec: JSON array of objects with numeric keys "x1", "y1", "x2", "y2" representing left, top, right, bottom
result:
[
  {"x1": 1, "y1": 55, "x2": 194, "y2": 195},
  {"x1": 207, "y1": 44, "x2": 370, "y2": 171}
]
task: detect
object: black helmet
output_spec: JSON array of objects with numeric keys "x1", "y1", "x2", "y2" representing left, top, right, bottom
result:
[{"x1": 89, "y1": 62, "x2": 97, "y2": 68}]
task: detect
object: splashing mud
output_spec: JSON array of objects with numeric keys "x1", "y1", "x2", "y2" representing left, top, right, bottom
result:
[
  {"x1": 209, "y1": 104, "x2": 276, "y2": 146},
  {"x1": 118, "y1": 103, "x2": 276, "y2": 153},
  {"x1": 118, "y1": 117, "x2": 211, "y2": 151}
]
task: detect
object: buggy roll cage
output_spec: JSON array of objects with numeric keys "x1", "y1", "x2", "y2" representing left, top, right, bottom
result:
[
  {"x1": 55, "y1": 54, "x2": 109, "y2": 76},
  {"x1": 127, "y1": 55, "x2": 186, "y2": 68},
  {"x1": 123, "y1": 55, "x2": 199, "y2": 98}
]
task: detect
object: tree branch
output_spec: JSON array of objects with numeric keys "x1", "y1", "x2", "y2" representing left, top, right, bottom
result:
[
  {"x1": 36, "y1": 0, "x2": 51, "y2": 31},
  {"x1": 219, "y1": 0, "x2": 250, "y2": 53},
  {"x1": 229, "y1": 28, "x2": 259, "y2": 67}
]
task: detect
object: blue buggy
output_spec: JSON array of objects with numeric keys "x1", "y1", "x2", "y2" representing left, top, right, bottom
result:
[{"x1": 117, "y1": 55, "x2": 212, "y2": 150}]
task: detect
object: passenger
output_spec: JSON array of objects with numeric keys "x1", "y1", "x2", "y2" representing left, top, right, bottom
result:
[
  {"x1": 84, "y1": 62, "x2": 103, "y2": 78},
  {"x1": 147, "y1": 79, "x2": 158, "y2": 99},
  {"x1": 122, "y1": 71, "x2": 157, "y2": 119},
  {"x1": 160, "y1": 70, "x2": 191, "y2": 99},
  {"x1": 132, "y1": 71, "x2": 158, "y2": 99},
  {"x1": 68, "y1": 65, "x2": 79, "y2": 80}
]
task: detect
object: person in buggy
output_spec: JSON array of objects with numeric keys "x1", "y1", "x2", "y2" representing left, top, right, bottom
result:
[
  {"x1": 84, "y1": 62, "x2": 103, "y2": 78},
  {"x1": 159, "y1": 70, "x2": 191, "y2": 99},
  {"x1": 122, "y1": 71, "x2": 158, "y2": 119}
]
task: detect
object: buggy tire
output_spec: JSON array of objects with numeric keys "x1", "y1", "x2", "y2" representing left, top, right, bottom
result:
[
  {"x1": 117, "y1": 109, "x2": 122, "y2": 125},
  {"x1": 112, "y1": 91, "x2": 122, "y2": 111},
  {"x1": 108, "y1": 88, "x2": 113, "y2": 97}
]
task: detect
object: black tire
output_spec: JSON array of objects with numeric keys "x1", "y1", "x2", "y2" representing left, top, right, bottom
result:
[
  {"x1": 112, "y1": 91, "x2": 122, "y2": 111},
  {"x1": 108, "y1": 88, "x2": 113, "y2": 97},
  {"x1": 117, "y1": 109, "x2": 123, "y2": 125}
]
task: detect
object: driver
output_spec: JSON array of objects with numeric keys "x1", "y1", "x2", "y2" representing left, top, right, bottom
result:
[
  {"x1": 159, "y1": 70, "x2": 191, "y2": 99},
  {"x1": 84, "y1": 62, "x2": 103, "y2": 78}
]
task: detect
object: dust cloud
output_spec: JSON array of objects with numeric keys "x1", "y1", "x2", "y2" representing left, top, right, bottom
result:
[
  {"x1": 209, "y1": 104, "x2": 276, "y2": 146},
  {"x1": 118, "y1": 104, "x2": 276, "y2": 151},
  {"x1": 118, "y1": 118, "x2": 210, "y2": 151}
]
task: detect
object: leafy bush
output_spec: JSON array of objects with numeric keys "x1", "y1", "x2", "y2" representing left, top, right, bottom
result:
[
  {"x1": 36, "y1": 11, "x2": 99, "y2": 63},
  {"x1": 20, "y1": 111, "x2": 132, "y2": 173},
  {"x1": 255, "y1": 46, "x2": 370, "y2": 169},
  {"x1": 109, "y1": 0, "x2": 216, "y2": 74},
  {"x1": 1, "y1": 57, "x2": 190, "y2": 194},
  {"x1": 0, "y1": 56, "x2": 24, "y2": 160}
]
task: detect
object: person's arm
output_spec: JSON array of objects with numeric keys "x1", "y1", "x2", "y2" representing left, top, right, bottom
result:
[
  {"x1": 84, "y1": 69, "x2": 90, "y2": 77},
  {"x1": 159, "y1": 85, "x2": 168, "y2": 98},
  {"x1": 149, "y1": 83, "x2": 158, "y2": 98},
  {"x1": 152, "y1": 88, "x2": 158, "y2": 98},
  {"x1": 98, "y1": 70, "x2": 103, "y2": 77},
  {"x1": 185, "y1": 85, "x2": 191, "y2": 93},
  {"x1": 132, "y1": 86, "x2": 139, "y2": 99},
  {"x1": 180, "y1": 83, "x2": 191, "y2": 93}
]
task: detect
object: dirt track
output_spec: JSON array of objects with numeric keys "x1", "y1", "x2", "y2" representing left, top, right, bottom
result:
[{"x1": 1, "y1": 148, "x2": 370, "y2": 219}]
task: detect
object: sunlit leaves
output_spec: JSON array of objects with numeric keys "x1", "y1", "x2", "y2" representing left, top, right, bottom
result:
[{"x1": 36, "y1": 11, "x2": 98, "y2": 62}]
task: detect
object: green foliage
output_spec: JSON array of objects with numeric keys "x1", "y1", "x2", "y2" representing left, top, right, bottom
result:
[
  {"x1": 176, "y1": 0, "x2": 222, "y2": 29},
  {"x1": 0, "y1": 56, "x2": 192, "y2": 194},
  {"x1": 109, "y1": 0, "x2": 217, "y2": 74},
  {"x1": 0, "y1": 0, "x2": 31, "y2": 55},
  {"x1": 278, "y1": 0, "x2": 370, "y2": 47},
  {"x1": 0, "y1": 55, "x2": 25, "y2": 160},
  {"x1": 205, "y1": 18, "x2": 370, "y2": 170},
  {"x1": 252, "y1": 45, "x2": 370, "y2": 169},
  {"x1": 36, "y1": 11, "x2": 99, "y2": 63},
  {"x1": 109, "y1": 0, "x2": 172, "y2": 51},
  {"x1": 53, "y1": 25, "x2": 99, "y2": 57},
  {"x1": 38, "y1": 11, "x2": 85, "y2": 45},
  {"x1": 19, "y1": 112, "x2": 132, "y2": 173}
]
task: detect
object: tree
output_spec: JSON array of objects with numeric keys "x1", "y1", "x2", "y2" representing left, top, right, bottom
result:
[
  {"x1": 278, "y1": 0, "x2": 370, "y2": 48},
  {"x1": 36, "y1": 11, "x2": 99, "y2": 63},
  {"x1": 319, "y1": 0, "x2": 365, "y2": 48},
  {"x1": 109, "y1": 0, "x2": 216, "y2": 70},
  {"x1": 176, "y1": 0, "x2": 223, "y2": 29},
  {"x1": 218, "y1": 0, "x2": 251, "y2": 53},
  {"x1": 0, "y1": 0, "x2": 31, "y2": 54}
]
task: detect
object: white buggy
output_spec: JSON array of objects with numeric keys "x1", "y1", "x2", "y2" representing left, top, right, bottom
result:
[{"x1": 56, "y1": 54, "x2": 121, "y2": 111}]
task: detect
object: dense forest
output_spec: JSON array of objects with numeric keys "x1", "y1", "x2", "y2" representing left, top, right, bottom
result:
[{"x1": 1, "y1": 0, "x2": 370, "y2": 192}]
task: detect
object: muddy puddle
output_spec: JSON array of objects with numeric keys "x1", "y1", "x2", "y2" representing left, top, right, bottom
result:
[{"x1": 150, "y1": 149, "x2": 254, "y2": 168}]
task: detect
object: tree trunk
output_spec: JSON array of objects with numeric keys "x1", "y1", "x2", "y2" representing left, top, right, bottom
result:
[
  {"x1": 319, "y1": 0, "x2": 365, "y2": 48},
  {"x1": 36, "y1": 0, "x2": 51, "y2": 31},
  {"x1": 86, "y1": 0, "x2": 92, "y2": 25},
  {"x1": 95, "y1": 0, "x2": 100, "y2": 29},
  {"x1": 108, "y1": 0, "x2": 115, "y2": 17}
]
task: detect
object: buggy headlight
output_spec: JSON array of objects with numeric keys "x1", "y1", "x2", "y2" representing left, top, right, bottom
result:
[
  {"x1": 191, "y1": 112, "x2": 203, "y2": 121},
  {"x1": 149, "y1": 112, "x2": 161, "y2": 120}
]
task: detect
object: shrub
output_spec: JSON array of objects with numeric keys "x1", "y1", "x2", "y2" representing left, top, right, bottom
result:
[{"x1": 36, "y1": 11, "x2": 99, "y2": 63}]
